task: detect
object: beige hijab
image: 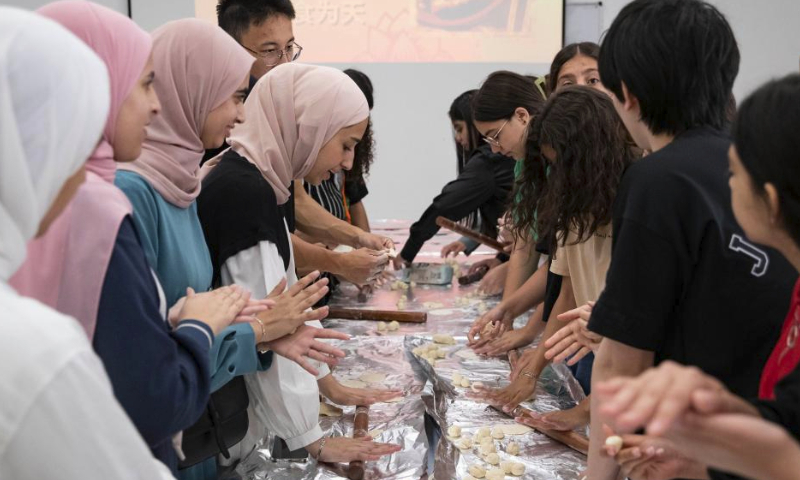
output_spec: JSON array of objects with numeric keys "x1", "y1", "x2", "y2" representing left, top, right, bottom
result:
[
  {"x1": 227, "y1": 63, "x2": 369, "y2": 204},
  {"x1": 119, "y1": 19, "x2": 254, "y2": 208}
]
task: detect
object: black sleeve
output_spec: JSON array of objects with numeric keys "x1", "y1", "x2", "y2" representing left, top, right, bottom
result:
[
  {"x1": 345, "y1": 176, "x2": 369, "y2": 205},
  {"x1": 751, "y1": 366, "x2": 800, "y2": 442},
  {"x1": 400, "y1": 163, "x2": 496, "y2": 262},
  {"x1": 587, "y1": 218, "x2": 682, "y2": 351},
  {"x1": 93, "y1": 217, "x2": 212, "y2": 449}
]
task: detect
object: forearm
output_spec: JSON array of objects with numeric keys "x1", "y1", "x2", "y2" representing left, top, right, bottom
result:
[
  {"x1": 502, "y1": 236, "x2": 540, "y2": 301},
  {"x1": 529, "y1": 280, "x2": 576, "y2": 376},
  {"x1": 294, "y1": 180, "x2": 362, "y2": 247},
  {"x1": 291, "y1": 233, "x2": 344, "y2": 276},
  {"x1": 502, "y1": 261, "x2": 549, "y2": 318},
  {"x1": 588, "y1": 339, "x2": 655, "y2": 480},
  {"x1": 349, "y1": 201, "x2": 370, "y2": 232}
]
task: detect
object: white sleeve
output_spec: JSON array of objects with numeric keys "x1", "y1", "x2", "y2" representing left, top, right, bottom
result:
[
  {"x1": 0, "y1": 349, "x2": 174, "y2": 480},
  {"x1": 221, "y1": 241, "x2": 325, "y2": 451}
]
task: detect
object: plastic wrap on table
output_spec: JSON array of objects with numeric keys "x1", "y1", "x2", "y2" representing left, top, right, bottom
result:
[
  {"x1": 405, "y1": 335, "x2": 588, "y2": 480},
  {"x1": 234, "y1": 335, "x2": 428, "y2": 480}
]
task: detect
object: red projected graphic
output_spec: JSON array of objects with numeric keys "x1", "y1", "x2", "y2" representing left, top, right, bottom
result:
[{"x1": 195, "y1": 0, "x2": 563, "y2": 63}]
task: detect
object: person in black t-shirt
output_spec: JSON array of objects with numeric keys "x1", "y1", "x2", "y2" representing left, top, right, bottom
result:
[
  {"x1": 578, "y1": 2, "x2": 797, "y2": 479},
  {"x1": 596, "y1": 75, "x2": 800, "y2": 480}
]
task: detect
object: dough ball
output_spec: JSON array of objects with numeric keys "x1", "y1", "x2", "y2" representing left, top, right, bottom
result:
[
  {"x1": 491, "y1": 426, "x2": 505, "y2": 439},
  {"x1": 436, "y1": 349, "x2": 447, "y2": 359},
  {"x1": 605, "y1": 435, "x2": 624, "y2": 451},
  {"x1": 377, "y1": 321, "x2": 387, "y2": 331},
  {"x1": 410, "y1": 281, "x2": 417, "y2": 288},
  {"x1": 412, "y1": 347, "x2": 424, "y2": 356},
  {"x1": 448, "y1": 425, "x2": 462, "y2": 438},
  {"x1": 471, "y1": 381, "x2": 485, "y2": 392},
  {"x1": 500, "y1": 461, "x2": 514, "y2": 474},
  {"x1": 486, "y1": 467, "x2": 505, "y2": 480},
  {"x1": 388, "y1": 320, "x2": 400, "y2": 331},
  {"x1": 457, "y1": 437, "x2": 473, "y2": 450},
  {"x1": 510, "y1": 463, "x2": 525, "y2": 476},
  {"x1": 506, "y1": 442, "x2": 520, "y2": 456},
  {"x1": 452, "y1": 372, "x2": 464, "y2": 384},
  {"x1": 433, "y1": 333, "x2": 456, "y2": 345},
  {"x1": 460, "y1": 378, "x2": 471, "y2": 388},
  {"x1": 476, "y1": 427, "x2": 491, "y2": 439},
  {"x1": 485, "y1": 452, "x2": 500, "y2": 465},
  {"x1": 468, "y1": 465, "x2": 486, "y2": 479},
  {"x1": 479, "y1": 440, "x2": 496, "y2": 455}
]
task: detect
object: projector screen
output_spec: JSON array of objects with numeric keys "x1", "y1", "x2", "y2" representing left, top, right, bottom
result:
[{"x1": 195, "y1": 0, "x2": 564, "y2": 63}]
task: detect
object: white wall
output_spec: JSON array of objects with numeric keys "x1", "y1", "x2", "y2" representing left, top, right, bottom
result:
[{"x1": 6, "y1": 0, "x2": 799, "y2": 221}]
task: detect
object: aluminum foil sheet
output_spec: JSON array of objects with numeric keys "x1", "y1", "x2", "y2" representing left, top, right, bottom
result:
[
  {"x1": 235, "y1": 335, "x2": 429, "y2": 480},
  {"x1": 405, "y1": 334, "x2": 587, "y2": 480}
]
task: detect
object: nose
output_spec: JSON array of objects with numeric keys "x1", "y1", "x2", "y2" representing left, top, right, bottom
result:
[
  {"x1": 341, "y1": 153, "x2": 354, "y2": 171},
  {"x1": 235, "y1": 103, "x2": 246, "y2": 124}
]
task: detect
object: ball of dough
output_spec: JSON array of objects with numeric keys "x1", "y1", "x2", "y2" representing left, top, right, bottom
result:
[
  {"x1": 388, "y1": 320, "x2": 400, "y2": 331},
  {"x1": 377, "y1": 321, "x2": 387, "y2": 331},
  {"x1": 460, "y1": 378, "x2": 471, "y2": 388},
  {"x1": 605, "y1": 435, "x2": 624, "y2": 451},
  {"x1": 457, "y1": 436, "x2": 473, "y2": 450},
  {"x1": 486, "y1": 468, "x2": 505, "y2": 480},
  {"x1": 448, "y1": 425, "x2": 462, "y2": 438},
  {"x1": 476, "y1": 427, "x2": 491, "y2": 439},
  {"x1": 436, "y1": 349, "x2": 447, "y2": 359},
  {"x1": 433, "y1": 333, "x2": 456, "y2": 345},
  {"x1": 510, "y1": 463, "x2": 525, "y2": 476},
  {"x1": 452, "y1": 372, "x2": 464, "y2": 384},
  {"x1": 485, "y1": 452, "x2": 500, "y2": 465},
  {"x1": 500, "y1": 461, "x2": 514, "y2": 474},
  {"x1": 468, "y1": 465, "x2": 486, "y2": 479},
  {"x1": 491, "y1": 426, "x2": 505, "y2": 439},
  {"x1": 471, "y1": 381, "x2": 485, "y2": 392},
  {"x1": 506, "y1": 441, "x2": 520, "y2": 456},
  {"x1": 479, "y1": 440, "x2": 496, "y2": 455}
]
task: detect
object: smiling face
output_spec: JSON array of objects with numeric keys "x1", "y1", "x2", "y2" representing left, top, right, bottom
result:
[
  {"x1": 113, "y1": 55, "x2": 161, "y2": 162},
  {"x1": 200, "y1": 75, "x2": 249, "y2": 150},
  {"x1": 304, "y1": 118, "x2": 369, "y2": 185},
  {"x1": 473, "y1": 107, "x2": 530, "y2": 159},
  {"x1": 239, "y1": 14, "x2": 295, "y2": 79}
]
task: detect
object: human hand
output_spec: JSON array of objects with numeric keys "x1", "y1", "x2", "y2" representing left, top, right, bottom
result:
[
  {"x1": 309, "y1": 436, "x2": 402, "y2": 463},
  {"x1": 441, "y1": 240, "x2": 467, "y2": 258},
  {"x1": 318, "y1": 374, "x2": 404, "y2": 406},
  {"x1": 467, "y1": 304, "x2": 512, "y2": 348},
  {"x1": 357, "y1": 231, "x2": 394, "y2": 251},
  {"x1": 469, "y1": 369, "x2": 537, "y2": 413},
  {"x1": 477, "y1": 262, "x2": 507, "y2": 296},
  {"x1": 515, "y1": 401, "x2": 590, "y2": 432},
  {"x1": 474, "y1": 326, "x2": 536, "y2": 357},
  {"x1": 177, "y1": 286, "x2": 249, "y2": 335},
  {"x1": 251, "y1": 271, "x2": 331, "y2": 343},
  {"x1": 262, "y1": 325, "x2": 349, "y2": 376},
  {"x1": 604, "y1": 430, "x2": 705, "y2": 480},
  {"x1": 336, "y1": 248, "x2": 389, "y2": 286},
  {"x1": 544, "y1": 302, "x2": 602, "y2": 365}
]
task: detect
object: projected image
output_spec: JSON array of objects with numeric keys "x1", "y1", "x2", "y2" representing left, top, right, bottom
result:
[{"x1": 195, "y1": 0, "x2": 563, "y2": 63}]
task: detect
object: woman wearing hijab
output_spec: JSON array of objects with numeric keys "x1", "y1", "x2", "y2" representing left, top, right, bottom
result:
[
  {"x1": 9, "y1": 2, "x2": 269, "y2": 472},
  {"x1": 0, "y1": 7, "x2": 173, "y2": 478},
  {"x1": 115, "y1": 20, "x2": 344, "y2": 478},
  {"x1": 199, "y1": 63, "x2": 403, "y2": 463}
]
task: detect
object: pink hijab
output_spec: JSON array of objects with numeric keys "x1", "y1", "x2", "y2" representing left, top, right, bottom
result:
[
  {"x1": 10, "y1": 0, "x2": 151, "y2": 339},
  {"x1": 118, "y1": 19, "x2": 254, "y2": 208},
  {"x1": 227, "y1": 63, "x2": 369, "y2": 205}
]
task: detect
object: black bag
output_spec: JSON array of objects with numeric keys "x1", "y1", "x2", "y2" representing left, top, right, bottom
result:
[{"x1": 178, "y1": 376, "x2": 250, "y2": 469}]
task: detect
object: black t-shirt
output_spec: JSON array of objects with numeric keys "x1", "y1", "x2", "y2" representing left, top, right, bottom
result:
[
  {"x1": 197, "y1": 150, "x2": 292, "y2": 287},
  {"x1": 588, "y1": 127, "x2": 797, "y2": 399},
  {"x1": 345, "y1": 175, "x2": 369, "y2": 205},
  {"x1": 400, "y1": 144, "x2": 515, "y2": 262}
]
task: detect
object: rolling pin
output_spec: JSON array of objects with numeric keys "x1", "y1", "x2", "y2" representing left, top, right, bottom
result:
[
  {"x1": 495, "y1": 405, "x2": 590, "y2": 455},
  {"x1": 436, "y1": 216, "x2": 506, "y2": 252},
  {"x1": 328, "y1": 308, "x2": 427, "y2": 323},
  {"x1": 347, "y1": 405, "x2": 370, "y2": 480}
]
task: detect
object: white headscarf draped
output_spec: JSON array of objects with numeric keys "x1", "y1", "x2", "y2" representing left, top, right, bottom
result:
[{"x1": 0, "y1": 7, "x2": 109, "y2": 281}]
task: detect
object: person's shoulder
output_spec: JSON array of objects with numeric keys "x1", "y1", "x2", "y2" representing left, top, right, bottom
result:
[
  {"x1": 114, "y1": 170, "x2": 161, "y2": 210},
  {"x1": 201, "y1": 152, "x2": 278, "y2": 209}
]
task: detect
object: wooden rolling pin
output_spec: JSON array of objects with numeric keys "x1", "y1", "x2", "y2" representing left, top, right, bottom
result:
[
  {"x1": 435, "y1": 216, "x2": 505, "y2": 252},
  {"x1": 347, "y1": 405, "x2": 370, "y2": 480},
  {"x1": 494, "y1": 405, "x2": 590, "y2": 455},
  {"x1": 328, "y1": 308, "x2": 427, "y2": 323}
]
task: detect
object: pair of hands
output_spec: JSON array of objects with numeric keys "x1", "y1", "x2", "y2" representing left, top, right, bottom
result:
[{"x1": 335, "y1": 232, "x2": 394, "y2": 286}]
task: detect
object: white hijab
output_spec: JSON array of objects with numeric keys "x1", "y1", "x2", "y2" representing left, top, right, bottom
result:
[{"x1": 0, "y1": 7, "x2": 109, "y2": 282}]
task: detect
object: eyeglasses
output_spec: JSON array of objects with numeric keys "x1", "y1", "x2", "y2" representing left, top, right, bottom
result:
[
  {"x1": 242, "y1": 42, "x2": 303, "y2": 67},
  {"x1": 482, "y1": 119, "x2": 508, "y2": 147}
]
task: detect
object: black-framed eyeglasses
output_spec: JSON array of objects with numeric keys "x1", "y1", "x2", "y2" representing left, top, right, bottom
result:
[{"x1": 242, "y1": 42, "x2": 303, "y2": 67}]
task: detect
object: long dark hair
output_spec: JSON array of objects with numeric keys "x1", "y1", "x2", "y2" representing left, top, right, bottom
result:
[
  {"x1": 733, "y1": 74, "x2": 800, "y2": 245},
  {"x1": 532, "y1": 86, "x2": 636, "y2": 252},
  {"x1": 343, "y1": 68, "x2": 375, "y2": 181},
  {"x1": 548, "y1": 42, "x2": 600, "y2": 92},
  {"x1": 449, "y1": 90, "x2": 481, "y2": 174},
  {"x1": 472, "y1": 71, "x2": 548, "y2": 240}
]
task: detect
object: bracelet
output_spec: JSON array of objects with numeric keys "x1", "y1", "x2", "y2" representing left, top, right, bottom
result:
[
  {"x1": 253, "y1": 316, "x2": 266, "y2": 343},
  {"x1": 521, "y1": 371, "x2": 536, "y2": 379},
  {"x1": 313, "y1": 436, "x2": 328, "y2": 461}
]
